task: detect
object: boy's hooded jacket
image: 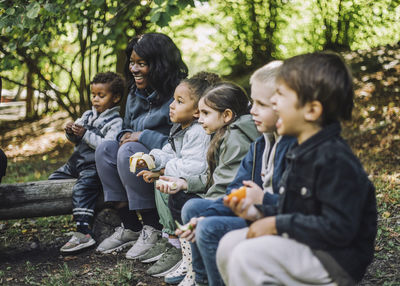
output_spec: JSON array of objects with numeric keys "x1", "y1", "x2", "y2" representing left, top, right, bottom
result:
[{"x1": 67, "y1": 106, "x2": 122, "y2": 169}]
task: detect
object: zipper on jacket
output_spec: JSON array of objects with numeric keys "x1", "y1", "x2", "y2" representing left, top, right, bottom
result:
[
  {"x1": 142, "y1": 101, "x2": 152, "y2": 130},
  {"x1": 251, "y1": 140, "x2": 257, "y2": 181}
]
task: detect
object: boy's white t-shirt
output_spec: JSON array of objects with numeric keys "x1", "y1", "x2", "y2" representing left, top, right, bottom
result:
[{"x1": 261, "y1": 133, "x2": 280, "y2": 194}]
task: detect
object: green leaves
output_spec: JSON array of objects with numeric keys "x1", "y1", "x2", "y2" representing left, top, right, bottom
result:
[
  {"x1": 26, "y1": 2, "x2": 40, "y2": 19},
  {"x1": 149, "y1": 0, "x2": 198, "y2": 27},
  {"x1": 6, "y1": 7, "x2": 15, "y2": 15}
]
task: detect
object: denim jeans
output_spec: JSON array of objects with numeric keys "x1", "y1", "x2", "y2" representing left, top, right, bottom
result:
[{"x1": 182, "y1": 198, "x2": 248, "y2": 286}]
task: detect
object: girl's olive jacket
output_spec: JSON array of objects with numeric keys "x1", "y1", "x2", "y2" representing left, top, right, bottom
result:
[{"x1": 183, "y1": 114, "x2": 260, "y2": 199}]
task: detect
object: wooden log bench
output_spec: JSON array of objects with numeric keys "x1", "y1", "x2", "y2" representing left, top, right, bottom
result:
[{"x1": 0, "y1": 179, "x2": 121, "y2": 241}]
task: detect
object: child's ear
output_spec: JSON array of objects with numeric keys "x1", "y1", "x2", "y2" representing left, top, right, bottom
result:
[
  {"x1": 222, "y1": 109, "x2": 234, "y2": 123},
  {"x1": 113, "y1": 95, "x2": 121, "y2": 104},
  {"x1": 193, "y1": 108, "x2": 200, "y2": 119},
  {"x1": 304, "y1": 100, "x2": 323, "y2": 122}
]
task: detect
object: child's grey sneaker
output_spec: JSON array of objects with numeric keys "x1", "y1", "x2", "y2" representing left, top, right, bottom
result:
[
  {"x1": 60, "y1": 232, "x2": 96, "y2": 253},
  {"x1": 147, "y1": 245, "x2": 182, "y2": 277},
  {"x1": 139, "y1": 237, "x2": 169, "y2": 263},
  {"x1": 125, "y1": 225, "x2": 161, "y2": 259},
  {"x1": 96, "y1": 226, "x2": 140, "y2": 254}
]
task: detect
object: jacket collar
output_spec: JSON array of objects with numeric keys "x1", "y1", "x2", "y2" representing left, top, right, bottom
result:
[
  {"x1": 134, "y1": 88, "x2": 158, "y2": 104},
  {"x1": 286, "y1": 122, "x2": 342, "y2": 160},
  {"x1": 168, "y1": 121, "x2": 199, "y2": 152}
]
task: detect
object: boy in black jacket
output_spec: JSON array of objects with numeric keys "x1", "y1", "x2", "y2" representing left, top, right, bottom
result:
[{"x1": 216, "y1": 52, "x2": 377, "y2": 286}]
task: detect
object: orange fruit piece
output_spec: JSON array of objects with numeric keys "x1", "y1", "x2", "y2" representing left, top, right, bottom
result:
[{"x1": 226, "y1": 186, "x2": 246, "y2": 202}]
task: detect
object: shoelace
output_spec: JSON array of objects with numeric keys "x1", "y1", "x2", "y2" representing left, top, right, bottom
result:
[
  {"x1": 140, "y1": 228, "x2": 149, "y2": 241},
  {"x1": 158, "y1": 245, "x2": 175, "y2": 263},
  {"x1": 111, "y1": 227, "x2": 124, "y2": 238}
]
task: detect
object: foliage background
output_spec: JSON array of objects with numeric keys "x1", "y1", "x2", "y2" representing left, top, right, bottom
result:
[{"x1": 1, "y1": 0, "x2": 399, "y2": 118}]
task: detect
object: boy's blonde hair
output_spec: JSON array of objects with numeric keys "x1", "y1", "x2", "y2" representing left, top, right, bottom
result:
[{"x1": 250, "y1": 60, "x2": 283, "y2": 86}]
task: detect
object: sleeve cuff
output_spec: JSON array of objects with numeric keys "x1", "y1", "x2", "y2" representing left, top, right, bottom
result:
[{"x1": 275, "y1": 214, "x2": 292, "y2": 238}]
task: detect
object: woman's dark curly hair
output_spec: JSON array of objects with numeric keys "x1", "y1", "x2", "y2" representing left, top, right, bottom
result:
[{"x1": 124, "y1": 33, "x2": 188, "y2": 104}]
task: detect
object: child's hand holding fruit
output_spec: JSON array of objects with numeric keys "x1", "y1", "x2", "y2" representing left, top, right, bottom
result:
[
  {"x1": 175, "y1": 216, "x2": 204, "y2": 243},
  {"x1": 156, "y1": 176, "x2": 188, "y2": 194},
  {"x1": 223, "y1": 180, "x2": 264, "y2": 221}
]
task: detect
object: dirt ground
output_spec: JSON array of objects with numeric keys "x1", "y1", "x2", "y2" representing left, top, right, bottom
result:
[{"x1": 1, "y1": 44, "x2": 399, "y2": 285}]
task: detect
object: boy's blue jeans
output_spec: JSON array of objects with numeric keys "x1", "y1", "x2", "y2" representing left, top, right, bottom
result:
[{"x1": 182, "y1": 198, "x2": 248, "y2": 286}]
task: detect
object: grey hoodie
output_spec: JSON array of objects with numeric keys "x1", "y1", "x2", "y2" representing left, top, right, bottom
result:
[{"x1": 150, "y1": 122, "x2": 210, "y2": 177}]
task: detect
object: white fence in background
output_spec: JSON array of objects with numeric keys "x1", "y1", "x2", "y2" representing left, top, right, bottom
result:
[{"x1": 0, "y1": 101, "x2": 26, "y2": 121}]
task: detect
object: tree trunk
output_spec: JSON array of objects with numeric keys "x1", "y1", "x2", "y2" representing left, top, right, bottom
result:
[
  {"x1": 26, "y1": 69, "x2": 34, "y2": 119},
  {"x1": 0, "y1": 179, "x2": 104, "y2": 220}
]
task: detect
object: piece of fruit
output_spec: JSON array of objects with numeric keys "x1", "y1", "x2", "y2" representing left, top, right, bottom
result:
[
  {"x1": 142, "y1": 154, "x2": 155, "y2": 170},
  {"x1": 129, "y1": 157, "x2": 139, "y2": 173},
  {"x1": 129, "y1": 152, "x2": 155, "y2": 173},
  {"x1": 175, "y1": 220, "x2": 193, "y2": 231},
  {"x1": 155, "y1": 179, "x2": 178, "y2": 190},
  {"x1": 225, "y1": 186, "x2": 247, "y2": 202},
  {"x1": 131, "y1": 152, "x2": 144, "y2": 159},
  {"x1": 129, "y1": 152, "x2": 145, "y2": 173}
]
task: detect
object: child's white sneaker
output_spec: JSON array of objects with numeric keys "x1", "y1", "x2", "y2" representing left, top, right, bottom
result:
[
  {"x1": 96, "y1": 226, "x2": 140, "y2": 253},
  {"x1": 126, "y1": 225, "x2": 161, "y2": 259}
]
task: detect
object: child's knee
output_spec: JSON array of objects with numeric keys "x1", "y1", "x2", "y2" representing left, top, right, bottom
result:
[
  {"x1": 217, "y1": 228, "x2": 245, "y2": 264},
  {"x1": 181, "y1": 198, "x2": 201, "y2": 223}
]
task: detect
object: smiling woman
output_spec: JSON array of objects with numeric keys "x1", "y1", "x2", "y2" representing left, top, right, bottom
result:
[{"x1": 94, "y1": 33, "x2": 188, "y2": 258}]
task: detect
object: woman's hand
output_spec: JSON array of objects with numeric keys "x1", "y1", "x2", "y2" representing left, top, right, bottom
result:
[
  {"x1": 223, "y1": 180, "x2": 264, "y2": 221},
  {"x1": 175, "y1": 217, "x2": 204, "y2": 243},
  {"x1": 120, "y1": 132, "x2": 142, "y2": 146},
  {"x1": 246, "y1": 216, "x2": 277, "y2": 238},
  {"x1": 71, "y1": 124, "x2": 86, "y2": 138},
  {"x1": 157, "y1": 176, "x2": 188, "y2": 194},
  {"x1": 137, "y1": 170, "x2": 160, "y2": 183}
]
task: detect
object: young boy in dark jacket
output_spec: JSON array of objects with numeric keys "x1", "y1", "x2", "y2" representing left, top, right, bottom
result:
[
  {"x1": 217, "y1": 52, "x2": 377, "y2": 286},
  {"x1": 49, "y1": 72, "x2": 124, "y2": 253}
]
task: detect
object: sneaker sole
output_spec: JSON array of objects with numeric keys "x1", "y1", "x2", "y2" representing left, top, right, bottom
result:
[
  {"x1": 164, "y1": 274, "x2": 186, "y2": 284},
  {"x1": 150, "y1": 260, "x2": 182, "y2": 278},
  {"x1": 60, "y1": 239, "x2": 96, "y2": 253},
  {"x1": 96, "y1": 241, "x2": 136, "y2": 254},
  {"x1": 140, "y1": 252, "x2": 164, "y2": 263}
]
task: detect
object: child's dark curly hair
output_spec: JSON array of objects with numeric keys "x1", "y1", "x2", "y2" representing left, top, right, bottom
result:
[
  {"x1": 91, "y1": 72, "x2": 125, "y2": 102},
  {"x1": 124, "y1": 33, "x2": 188, "y2": 104},
  {"x1": 181, "y1": 71, "x2": 221, "y2": 107}
]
